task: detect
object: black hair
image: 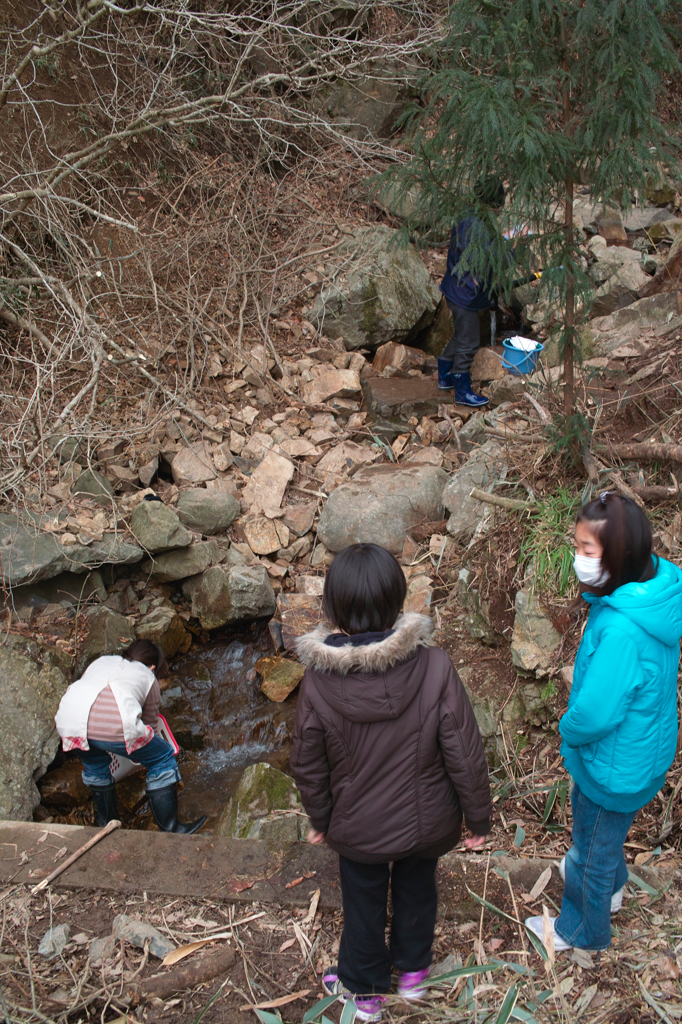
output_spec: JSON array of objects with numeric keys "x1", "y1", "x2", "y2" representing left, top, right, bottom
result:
[
  {"x1": 123, "y1": 639, "x2": 169, "y2": 678},
  {"x1": 577, "y1": 491, "x2": 656, "y2": 596},
  {"x1": 322, "y1": 543, "x2": 407, "y2": 634},
  {"x1": 474, "y1": 175, "x2": 506, "y2": 210}
]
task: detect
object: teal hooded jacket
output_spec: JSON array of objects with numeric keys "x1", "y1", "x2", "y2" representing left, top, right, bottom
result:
[{"x1": 560, "y1": 556, "x2": 682, "y2": 813}]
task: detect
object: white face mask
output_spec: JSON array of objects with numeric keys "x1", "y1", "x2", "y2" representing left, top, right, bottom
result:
[{"x1": 573, "y1": 553, "x2": 610, "y2": 587}]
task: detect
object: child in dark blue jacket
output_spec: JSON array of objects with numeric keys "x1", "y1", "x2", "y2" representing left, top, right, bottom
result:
[{"x1": 526, "y1": 493, "x2": 682, "y2": 952}]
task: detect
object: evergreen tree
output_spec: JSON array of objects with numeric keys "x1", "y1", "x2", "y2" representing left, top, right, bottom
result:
[{"x1": 390, "y1": 0, "x2": 682, "y2": 420}]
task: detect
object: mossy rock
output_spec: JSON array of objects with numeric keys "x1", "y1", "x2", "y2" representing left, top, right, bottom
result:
[{"x1": 214, "y1": 762, "x2": 303, "y2": 840}]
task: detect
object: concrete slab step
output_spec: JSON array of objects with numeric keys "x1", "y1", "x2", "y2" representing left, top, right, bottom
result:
[{"x1": 0, "y1": 821, "x2": 341, "y2": 908}]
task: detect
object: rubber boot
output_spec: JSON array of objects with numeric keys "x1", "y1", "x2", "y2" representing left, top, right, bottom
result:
[
  {"x1": 452, "y1": 371, "x2": 489, "y2": 407},
  {"x1": 437, "y1": 357, "x2": 455, "y2": 390},
  {"x1": 147, "y1": 784, "x2": 207, "y2": 835},
  {"x1": 90, "y1": 782, "x2": 119, "y2": 827}
]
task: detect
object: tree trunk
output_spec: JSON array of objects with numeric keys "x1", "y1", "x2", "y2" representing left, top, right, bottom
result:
[{"x1": 563, "y1": 176, "x2": 575, "y2": 416}]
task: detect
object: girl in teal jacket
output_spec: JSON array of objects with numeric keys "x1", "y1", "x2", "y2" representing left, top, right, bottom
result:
[{"x1": 527, "y1": 492, "x2": 682, "y2": 952}]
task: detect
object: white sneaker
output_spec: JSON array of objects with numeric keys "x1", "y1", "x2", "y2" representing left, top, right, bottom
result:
[
  {"x1": 559, "y1": 856, "x2": 624, "y2": 914},
  {"x1": 525, "y1": 915, "x2": 572, "y2": 952}
]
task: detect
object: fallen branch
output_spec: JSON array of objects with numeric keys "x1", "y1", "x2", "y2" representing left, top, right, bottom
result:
[
  {"x1": 470, "y1": 487, "x2": 535, "y2": 511},
  {"x1": 630, "y1": 484, "x2": 680, "y2": 502},
  {"x1": 484, "y1": 426, "x2": 545, "y2": 443},
  {"x1": 606, "y1": 442, "x2": 682, "y2": 464},
  {"x1": 127, "y1": 946, "x2": 236, "y2": 1005},
  {"x1": 31, "y1": 819, "x2": 121, "y2": 894}
]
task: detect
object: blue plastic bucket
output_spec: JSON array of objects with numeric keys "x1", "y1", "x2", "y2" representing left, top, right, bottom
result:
[{"x1": 501, "y1": 338, "x2": 544, "y2": 375}]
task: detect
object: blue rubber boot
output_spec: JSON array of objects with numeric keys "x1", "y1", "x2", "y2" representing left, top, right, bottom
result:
[
  {"x1": 452, "y1": 372, "x2": 489, "y2": 407},
  {"x1": 438, "y1": 358, "x2": 455, "y2": 390}
]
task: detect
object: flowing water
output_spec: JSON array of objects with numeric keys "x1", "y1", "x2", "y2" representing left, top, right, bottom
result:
[{"x1": 165, "y1": 624, "x2": 297, "y2": 826}]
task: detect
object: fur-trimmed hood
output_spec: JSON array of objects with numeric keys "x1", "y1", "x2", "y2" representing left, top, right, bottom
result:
[
  {"x1": 295, "y1": 613, "x2": 434, "y2": 723},
  {"x1": 296, "y1": 612, "x2": 433, "y2": 675}
]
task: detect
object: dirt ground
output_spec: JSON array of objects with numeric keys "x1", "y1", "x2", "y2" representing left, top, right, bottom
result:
[{"x1": 0, "y1": 836, "x2": 680, "y2": 1024}]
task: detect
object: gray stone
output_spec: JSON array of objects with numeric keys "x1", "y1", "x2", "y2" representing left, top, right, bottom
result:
[
  {"x1": 176, "y1": 489, "x2": 240, "y2": 535},
  {"x1": 441, "y1": 441, "x2": 507, "y2": 543},
  {"x1": 112, "y1": 914, "x2": 174, "y2": 959},
  {"x1": 167, "y1": 714, "x2": 204, "y2": 750},
  {"x1": 130, "y1": 501, "x2": 192, "y2": 553},
  {"x1": 622, "y1": 206, "x2": 679, "y2": 231},
  {"x1": 182, "y1": 564, "x2": 276, "y2": 630},
  {"x1": 88, "y1": 934, "x2": 116, "y2": 963},
  {"x1": 419, "y1": 297, "x2": 453, "y2": 358},
  {"x1": 310, "y1": 226, "x2": 440, "y2": 351},
  {"x1": 510, "y1": 587, "x2": 562, "y2": 677},
  {"x1": 317, "y1": 463, "x2": 448, "y2": 555},
  {"x1": 142, "y1": 540, "x2": 220, "y2": 583},
  {"x1": 457, "y1": 568, "x2": 500, "y2": 644},
  {"x1": 75, "y1": 606, "x2": 136, "y2": 676},
  {"x1": 589, "y1": 292, "x2": 682, "y2": 355},
  {"x1": 591, "y1": 260, "x2": 650, "y2": 318},
  {"x1": 0, "y1": 513, "x2": 142, "y2": 587},
  {"x1": 171, "y1": 445, "x2": 217, "y2": 485},
  {"x1": 39, "y1": 924, "x2": 71, "y2": 959},
  {"x1": 0, "y1": 635, "x2": 70, "y2": 820},
  {"x1": 458, "y1": 411, "x2": 486, "y2": 449},
  {"x1": 214, "y1": 762, "x2": 304, "y2": 840},
  {"x1": 313, "y1": 62, "x2": 416, "y2": 141},
  {"x1": 135, "y1": 604, "x2": 189, "y2": 658},
  {"x1": 71, "y1": 468, "x2": 115, "y2": 504}
]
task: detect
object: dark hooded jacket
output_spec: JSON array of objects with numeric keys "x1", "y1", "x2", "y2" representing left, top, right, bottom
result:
[{"x1": 290, "y1": 613, "x2": 493, "y2": 864}]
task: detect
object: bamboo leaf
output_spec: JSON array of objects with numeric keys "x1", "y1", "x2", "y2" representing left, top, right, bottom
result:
[
  {"x1": 339, "y1": 1000, "x2": 357, "y2": 1024},
  {"x1": 254, "y1": 1011, "x2": 282, "y2": 1024},
  {"x1": 495, "y1": 981, "x2": 521, "y2": 1024},
  {"x1": 540, "y1": 783, "x2": 558, "y2": 826},
  {"x1": 303, "y1": 996, "x2": 338, "y2": 1023},
  {"x1": 513, "y1": 825, "x2": 526, "y2": 847}
]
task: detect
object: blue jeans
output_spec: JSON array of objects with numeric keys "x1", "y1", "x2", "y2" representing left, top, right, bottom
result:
[
  {"x1": 79, "y1": 736, "x2": 180, "y2": 791},
  {"x1": 556, "y1": 782, "x2": 636, "y2": 950}
]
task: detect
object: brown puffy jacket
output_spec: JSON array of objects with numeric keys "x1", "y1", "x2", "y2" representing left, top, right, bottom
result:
[{"x1": 290, "y1": 613, "x2": 492, "y2": 864}]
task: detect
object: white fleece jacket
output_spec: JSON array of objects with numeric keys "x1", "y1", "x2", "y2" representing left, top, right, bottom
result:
[{"x1": 55, "y1": 655, "x2": 156, "y2": 754}]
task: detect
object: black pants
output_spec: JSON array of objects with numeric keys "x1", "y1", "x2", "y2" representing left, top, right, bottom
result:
[
  {"x1": 338, "y1": 854, "x2": 438, "y2": 995},
  {"x1": 441, "y1": 301, "x2": 481, "y2": 373}
]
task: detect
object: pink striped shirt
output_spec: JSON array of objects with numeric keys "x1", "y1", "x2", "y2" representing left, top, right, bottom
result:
[{"x1": 87, "y1": 680, "x2": 160, "y2": 743}]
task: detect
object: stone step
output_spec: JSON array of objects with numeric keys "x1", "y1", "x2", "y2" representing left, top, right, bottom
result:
[
  {"x1": 362, "y1": 377, "x2": 476, "y2": 426},
  {"x1": 0, "y1": 821, "x2": 341, "y2": 908}
]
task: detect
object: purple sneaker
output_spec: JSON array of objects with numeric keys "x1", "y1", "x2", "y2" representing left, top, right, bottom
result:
[
  {"x1": 323, "y1": 969, "x2": 385, "y2": 1022},
  {"x1": 397, "y1": 968, "x2": 430, "y2": 1000}
]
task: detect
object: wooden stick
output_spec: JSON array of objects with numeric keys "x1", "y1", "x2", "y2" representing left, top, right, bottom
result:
[
  {"x1": 31, "y1": 820, "x2": 121, "y2": 894},
  {"x1": 469, "y1": 486, "x2": 535, "y2": 511},
  {"x1": 127, "y1": 946, "x2": 236, "y2": 1004},
  {"x1": 605, "y1": 442, "x2": 682, "y2": 464}
]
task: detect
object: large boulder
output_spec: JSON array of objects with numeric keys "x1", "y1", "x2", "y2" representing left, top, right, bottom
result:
[
  {"x1": 75, "y1": 606, "x2": 136, "y2": 676},
  {"x1": 135, "y1": 604, "x2": 189, "y2": 658},
  {"x1": 588, "y1": 292, "x2": 682, "y2": 356},
  {"x1": 176, "y1": 489, "x2": 240, "y2": 535},
  {"x1": 181, "y1": 564, "x2": 276, "y2": 630},
  {"x1": 130, "y1": 500, "x2": 192, "y2": 553},
  {"x1": 312, "y1": 62, "x2": 416, "y2": 141},
  {"x1": 142, "y1": 540, "x2": 221, "y2": 583},
  {"x1": 511, "y1": 587, "x2": 562, "y2": 677},
  {"x1": 591, "y1": 260, "x2": 651, "y2": 318},
  {"x1": 441, "y1": 441, "x2": 508, "y2": 543},
  {"x1": 0, "y1": 635, "x2": 71, "y2": 820},
  {"x1": 317, "y1": 463, "x2": 448, "y2": 554},
  {"x1": 214, "y1": 762, "x2": 308, "y2": 845},
  {"x1": 0, "y1": 513, "x2": 142, "y2": 587},
  {"x1": 310, "y1": 226, "x2": 441, "y2": 351}
]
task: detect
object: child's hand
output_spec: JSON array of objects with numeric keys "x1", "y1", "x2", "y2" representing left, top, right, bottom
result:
[
  {"x1": 464, "y1": 834, "x2": 486, "y2": 850},
  {"x1": 306, "y1": 828, "x2": 326, "y2": 844}
]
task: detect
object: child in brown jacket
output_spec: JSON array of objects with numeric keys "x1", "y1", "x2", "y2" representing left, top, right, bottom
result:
[{"x1": 291, "y1": 543, "x2": 492, "y2": 1022}]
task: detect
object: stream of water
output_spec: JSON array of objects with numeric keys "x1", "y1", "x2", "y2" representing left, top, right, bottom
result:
[{"x1": 165, "y1": 624, "x2": 297, "y2": 826}]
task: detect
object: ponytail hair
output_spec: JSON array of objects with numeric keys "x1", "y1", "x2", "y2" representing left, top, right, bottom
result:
[{"x1": 577, "y1": 491, "x2": 655, "y2": 595}]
